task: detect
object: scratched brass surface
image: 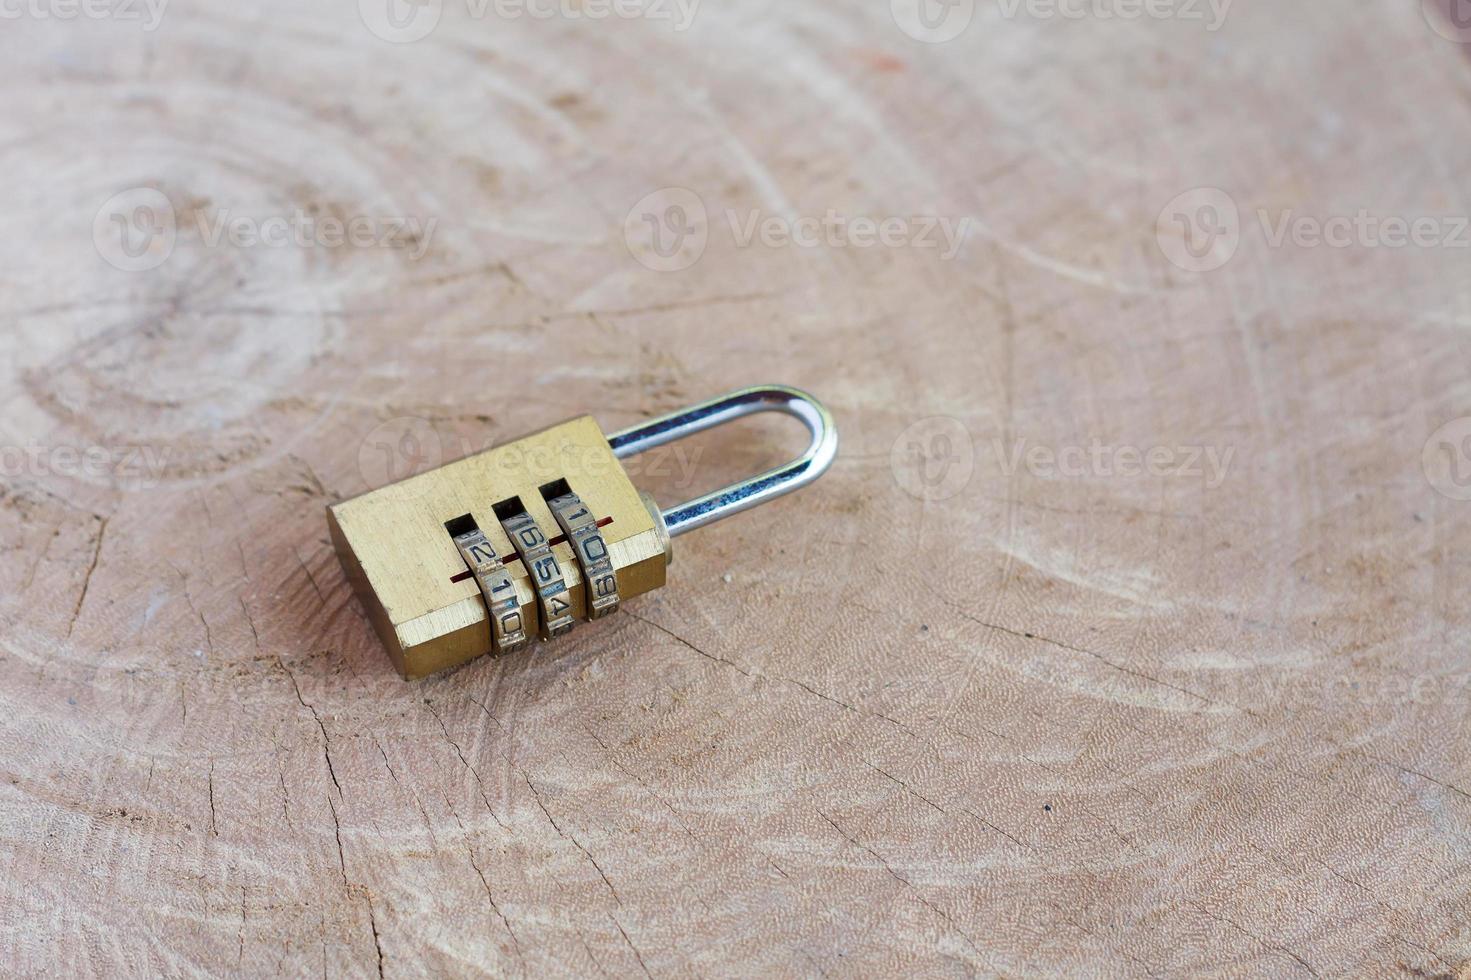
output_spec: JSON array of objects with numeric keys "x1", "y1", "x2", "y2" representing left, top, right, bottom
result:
[{"x1": 329, "y1": 415, "x2": 667, "y2": 678}]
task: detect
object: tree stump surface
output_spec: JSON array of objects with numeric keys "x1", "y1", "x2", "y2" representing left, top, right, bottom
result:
[{"x1": 3, "y1": 1, "x2": 1470, "y2": 975}]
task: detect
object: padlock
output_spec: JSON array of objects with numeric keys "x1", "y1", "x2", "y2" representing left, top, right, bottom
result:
[{"x1": 328, "y1": 385, "x2": 838, "y2": 678}]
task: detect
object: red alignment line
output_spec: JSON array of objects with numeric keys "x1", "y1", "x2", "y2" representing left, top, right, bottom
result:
[{"x1": 450, "y1": 516, "x2": 614, "y2": 583}]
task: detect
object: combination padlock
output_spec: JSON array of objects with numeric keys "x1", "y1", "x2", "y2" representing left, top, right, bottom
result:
[{"x1": 328, "y1": 385, "x2": 838, "y2": 678}]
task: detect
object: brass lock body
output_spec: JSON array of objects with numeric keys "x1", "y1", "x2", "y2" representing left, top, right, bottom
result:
[{"x1": 329, "y1": 385, "x2": 837, "y2": 679}]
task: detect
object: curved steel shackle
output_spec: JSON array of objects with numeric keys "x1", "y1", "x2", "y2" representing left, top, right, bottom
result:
[{"x1": 607, "y1": 385, "x2": 839, "y2": 538}]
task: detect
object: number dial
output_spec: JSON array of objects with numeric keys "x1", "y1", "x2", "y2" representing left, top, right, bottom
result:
[
  {"x1": 547, "y1": 491, "x2": 620, "y2": 619},
  {"x1": 452, "y1": 529, "x2": 530, "y2": 656},
  {"x1": 499, "y1": 510, "x2": 576, "y2": 639}
]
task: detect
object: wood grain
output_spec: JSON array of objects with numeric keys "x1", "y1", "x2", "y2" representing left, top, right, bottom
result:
[{"x1": 3, "y1": 0, "x2": 1471, "y2": 975}]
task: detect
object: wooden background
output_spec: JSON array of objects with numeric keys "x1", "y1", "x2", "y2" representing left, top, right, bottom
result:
[{"x1": 4, "y1": 0, "x2": 1471, "y2": 975}]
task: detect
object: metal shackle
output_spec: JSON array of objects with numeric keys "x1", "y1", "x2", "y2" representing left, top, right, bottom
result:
[{"x1": 607, "y1": 385, "x2": 839, "y2": 538}]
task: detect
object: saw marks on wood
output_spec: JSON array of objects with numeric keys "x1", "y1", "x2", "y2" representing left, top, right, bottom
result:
[{"x1": 2, "y1": 1, "x2": 1470, "y2": 975}]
